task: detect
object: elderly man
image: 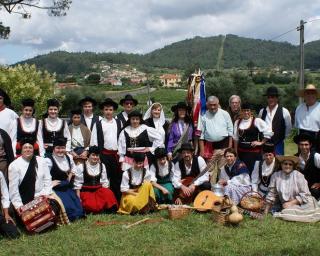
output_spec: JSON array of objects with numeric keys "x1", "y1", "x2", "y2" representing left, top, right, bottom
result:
[
  {"x1": 116, "y1": 94, "x2": 138, "y2": 129},
  {"x1": 199, "y1": 96, "x2": 233, "y2": 183},
  {"x1": 295, "y1": 84, "x2": 320, "y2": 152},
  {"x1": 228, "y1": 95, "x2": 241, "y2": 123},
  {"x1": 258, "y1": 86, "x2": 292, "y2": 155}
]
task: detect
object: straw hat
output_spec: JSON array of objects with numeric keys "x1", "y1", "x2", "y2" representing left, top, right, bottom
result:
[
  {"x1": 297, "y1": 84, "x2": 320, "y2": 97},
  {"x1": 276, "y1": 155, "x2": 299, "y2": 165}
]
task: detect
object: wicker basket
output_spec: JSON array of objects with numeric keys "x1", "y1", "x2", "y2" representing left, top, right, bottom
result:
[
  {"x1": 240, "y1": 191, "x2": 264, "y2": 212},
  {"x1": 168, "y1": 206, "x2": 191, "y2": 220},
  {"x1": 212, "y1": 209, "x2": 229, "y2": 225}
]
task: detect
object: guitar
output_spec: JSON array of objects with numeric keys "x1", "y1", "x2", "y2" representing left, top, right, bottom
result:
[{"x1": 193, "y1": 190, "x2": 223, "y2": 212}]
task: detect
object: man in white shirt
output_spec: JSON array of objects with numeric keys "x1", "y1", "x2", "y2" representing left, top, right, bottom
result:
[
  {"x1": 78, "y1": 96, "x2": 101, "y2": 131},
  {"x1": 0, "y1": 89, "x2": 18, "y2": 139},
  {"x1": 90, "y1": 98, "x2": 122, "y2": 201},
  {"x1": 295, "y1": 84, "x2": 320, "y2": 152},
  {"x1": 259, "y1": 86, "x2": 292, "y2": 155}
]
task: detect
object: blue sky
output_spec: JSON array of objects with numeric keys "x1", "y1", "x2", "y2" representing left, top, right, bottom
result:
[{"x1": 0, "y1": 0, "x2": 319, "y2": 64}]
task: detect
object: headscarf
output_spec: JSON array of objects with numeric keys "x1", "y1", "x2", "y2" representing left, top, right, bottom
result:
[{"x1": 143, "y1": 102, "x2": 166, "y2": 127}]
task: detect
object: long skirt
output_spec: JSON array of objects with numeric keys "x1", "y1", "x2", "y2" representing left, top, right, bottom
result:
[
  {"x1": 81, "y1": 185, "x2": 118, "y2": 213},
  {"x1": 118, "y1": 182, "x2": 156, "y2": 215},
  {"x1": 54, "y1": 184, "x2": 85, "y2": 221},
  {"x1": 153, "y1": 182, "x2": 174, "y2": 204},
  {"x1": 238, "y1": 150, "x2": 262, "y2": 175},
  {"x1": 50, "y1": 192, "x2": 70, "y2": 225},
  {"x1": 224, "y1": 184, "x2": 251, "y2": 205}
]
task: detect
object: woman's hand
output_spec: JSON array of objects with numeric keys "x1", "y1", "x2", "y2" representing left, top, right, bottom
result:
[
  {"x1": 282, "y1": 199, "x2": 299, "y2": 209},
  {"x1": 251, "y1": 141, "x2": 263, "y2": 147},
  {"x1": 52, "y1": 180, "x2": 61, "y2": 187}
]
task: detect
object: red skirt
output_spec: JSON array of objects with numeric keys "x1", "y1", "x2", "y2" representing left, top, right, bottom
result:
[{"x1": 80, "y1": 185, "x2": 118, "y2": 213}]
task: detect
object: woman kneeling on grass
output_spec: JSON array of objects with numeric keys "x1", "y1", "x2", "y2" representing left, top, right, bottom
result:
[
  {"x1": 74, "y1": 146, "x2": 118, "y2": 214},
  {"x1": 118, "y1": 152, "x2": 156, "y2": 214},
  {"x1": 150, "y1": 147, "x2": 174, "y2": 204},
  {"x1": 264, "y1": 156, "x2": 320, "y2": 222}
]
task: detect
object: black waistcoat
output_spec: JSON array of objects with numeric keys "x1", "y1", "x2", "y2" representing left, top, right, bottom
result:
[
  {"x1": 49, "y1": 155, "x2": 71, "y2": 181},
  {"x1": 17, "y1": 118, "x2": 39, "y2": 142},
  {"x1": 96, "y1": 118, "x2": 122, "y2": 151},
  {"x1": 179, "y1": 156, "x2": 200, "y2": 179},
  {"x1": 81, "y1": 114, "x2": 99, "y2": 131},
  {"x1": 124, "y1": 129, "x2": 151, "y2": 156},
  {"x1": 42, "y1": 119, "x2": 65, "y2": 144},
  {"x1": 128, "y1": 168, "x2": 146, "y2": 189},
  {"x1": 238, "y1": 118, "x2": 261, "y2": 149},
  {"x1": 261, "y1": 106, "x2": 285, "y2": 144},
  {"x1": 83, "y1": 163, "x2": 102, "y2": 186},
  {"x1": 301, "y1": 152, "x2": 320, "y2": 187}
]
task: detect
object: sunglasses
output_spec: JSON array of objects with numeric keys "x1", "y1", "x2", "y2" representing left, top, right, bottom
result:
[{"x1": 125, "y1": 102, "x2": 134, "y2": 105}]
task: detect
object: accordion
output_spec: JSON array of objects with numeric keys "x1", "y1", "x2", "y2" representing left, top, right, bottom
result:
[{"x1": 20, "y1": 196, "x2": 57, "y2": 233}]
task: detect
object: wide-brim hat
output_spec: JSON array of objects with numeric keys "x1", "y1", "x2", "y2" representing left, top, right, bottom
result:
[
  {"x1": 154, "y1": 147, "x2": 167, "y2": 159},
  {"x1": 262, "y1": 143, "x2": 275, "y2": 153},
  {"x1": 263, "y1": 86, "x2": 280, "y2": 97},
  {"x1": 99, "y1": 98, "x2": 118, "y2": 110},
  {"x1": 53, "y1": 137, "x2": 67, "y2": 147},
  {"x1": 78, "y1": 96, "x2": 97, "y2": 107},
  {"x1": 171, "y1": 101, "x2": 192, "y2": 112},
  {"x1": 119, "y1": 94, "x2": 138, "y2": 106},
  {"x1": 293, "y1": 133, "x2": 314, "y2": 145},
  {"x1": 241, "y1": 102, "x2": 252, "y2": 110},
  {"x1": 0, "y1": 88, "x2": 11, "y2": 106},
  {"x1": 297, "y1": 84, "x2": 320, "y2": 97},
  {"x1": 276, "y1": 155, "x2": 299, "y2": 165},
  {"x1": 177, "y1": 143, "x2": 194, "y2": 153}
]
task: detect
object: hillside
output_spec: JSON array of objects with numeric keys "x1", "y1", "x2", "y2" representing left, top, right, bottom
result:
[{"x1": 17, "y1": 34, "x2": 320, "y2": 74}]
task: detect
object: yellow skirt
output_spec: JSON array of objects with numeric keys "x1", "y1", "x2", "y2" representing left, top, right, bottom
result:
[{"x1": 118, "y1": 182, "x2": 156, "y2": 215}]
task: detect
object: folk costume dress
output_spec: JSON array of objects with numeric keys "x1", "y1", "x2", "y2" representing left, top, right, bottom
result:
[
  {"x1": 118, "y1": 168, "x2": 156, "y2": 215},
  {"x1": 150, "y1": 161, "x2": 174, "y2": 204},
  {"x1": 74, "y1": 161, "x2": 118, "y2": 213},
  {"x1": 219, "y1": 159, "x2": 251, "y2": 205},
  {"x1": 118, "y1": 124, "x2": 163, "y2": 171},
  {"x1": 47, "y1": 155, "x2": 85, "y2": 221}
]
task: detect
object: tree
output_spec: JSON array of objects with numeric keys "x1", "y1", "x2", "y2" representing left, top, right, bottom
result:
[
  {"x1": 0, "y1": 64, "x2": 55, "y2": 115},
  {"x1": 86, "y1": 73, "x2": 101, "y2": 85},
  {"x1": 0, "y1": 0, "x2": 72, "y2": 39},
  {"x1": 247, "y1": 60, "x2": 255, "y2": 77}
]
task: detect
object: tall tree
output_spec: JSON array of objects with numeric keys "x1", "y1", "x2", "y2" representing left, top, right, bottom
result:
[{"x1": 0, "y1": 0, "x2": 71, "y2": 39}]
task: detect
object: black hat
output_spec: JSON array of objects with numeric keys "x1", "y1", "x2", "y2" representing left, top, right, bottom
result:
[
  {"x1": 99, "y1": 98, "x2": 118, "y2": 110},
  {"x1": 154, "y1": 147, "x2": 167, "y2": 159},
  {"x1": 262, "y1": 143, "x2": 275, "y2": 153},
  {"x1": 70, "y1": 109, "x2": 82, "y2": 116},
  {"x1": 88, "y1": 146, "x2": 100, "y2": 155},
  {"x1": 78, "y1": 96, "x2": 97, "y2": 107},
  {"x1": 293, "y1": 133, "x2": 314, "y2": 145},
  {"x1": 119, "y1": 94, "x2": 138, "y2": 106},
  {"x1": 47, "y1": 98, "x2": 60, "y2": 108},
  {"x1": 171, "y1": 101, "x2": 192, "y2": 112},
  {"x1": 53, "y1": 137, "x2": 67, "y2": 147},
  {"x1": 132, "y1": 152, "x2": 145, "y2": 162},
  {"x1": 0, "y1": 88, "x2": 11, "y2": 106},
  {"x1": 128, "y1": 110, "x2": 143, "y2": 119},
  {"x1": 20, "y1": 137, "x2": 36, "y2": 147},
  {"x1": 263, "y1": 86, "x2": 280, "y2": 97},
  {"x1": 177, "y1": 143, "x2": 194, "y2": 153},
  {"x1": 21, "y1": 98, "x2": 35, "y2": 108},
  {"x1": 241, "y1": 102, "x2": 252, "y2": 110}
]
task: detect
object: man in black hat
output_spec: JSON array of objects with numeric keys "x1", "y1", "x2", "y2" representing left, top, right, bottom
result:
[
  {"x1": 90, "y1": 98, "x2": 122, "y2": 201},
  {"x1": 0, "y1": 88, "x2": 18, "y2": 138},
  {"x1": 78, "y1": 96, "x2": 101, "y2": 131},
  {"x1": 258, "y1": 86, "x2": 292, "y2": 155},
  {"x1": 172, "y1": 143, "x2": 210, "y2": 204},
  {"x1": 294, "y1": 133, "x2": 320, "y2": 200},
  {"x1": 116, "y1": 94, "x2": 138, "y2": 129}
]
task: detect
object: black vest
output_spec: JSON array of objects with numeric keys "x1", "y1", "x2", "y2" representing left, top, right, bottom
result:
[
  {"x1": 16, "y1": 118, "x2": 39, "y2": 155},
  {"x1": 154, "y1": 161, "x2": 172, "y2": 182},
  {"x1": 116, "y1": 112, "x2": 127, "y2": 129},
  {"x1": 83, "y1": 162, "x2": 102, "y2": 186},
  {"x1": 145, "y1": 117, "x2": 169, "y2": 148},
  {"x1": 238, "y1": 118, "x2": 262, "y2": 149},
  {"x1": 124, "y1": 129, "x2": 151, "y2": 156},
  {"x1": 96, "y1": 118, "x2": 122, "y2": 151},
  {"x1": 49, "y1": 155, "x2": 71, "y2": 181},
  {"x1": 81, "y1": 114, "x2": 99, "y2": 131},
  {"x1": 178, "y1": 156, "x2": 200, "y2": 179},
  {"x1": 258, "y1": 160, "x2": 277, "y2": 188},
  {"x1": 261, "y1": 106, "x2": 285, "y2": 145},
  {"x1": 128, "y1": 168, "x2": 146, "y2": 189},
  {"x1": 301, "y1": 152, "x2": 320, "y2": 188},
  {"x1": 42, "y1": 119, "x2": 65, "y2": 144}
]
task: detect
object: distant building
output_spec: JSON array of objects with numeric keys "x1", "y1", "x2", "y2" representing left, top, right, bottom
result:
[
  {"x1": 55, "y1": 82, "x2": 79, "y2": 89},
  {"x1": 160, "y1": 74, "x2": 181, "y2": 87},
  {"x1": 100, "y1": 78, "x2": 122, "y2": 86}
]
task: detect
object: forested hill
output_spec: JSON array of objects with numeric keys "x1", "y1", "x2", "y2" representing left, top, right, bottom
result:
[{"x1": 17, "y1": 34, "x2": 320, "y2": 74}]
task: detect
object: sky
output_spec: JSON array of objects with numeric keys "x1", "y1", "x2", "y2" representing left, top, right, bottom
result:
[{"x1": 0, "y1": 0, "x2": 320, "y2": 64}]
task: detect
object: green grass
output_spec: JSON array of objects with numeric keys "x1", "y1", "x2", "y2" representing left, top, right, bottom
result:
[{"x1": 2, "y1": 211, "x2": 319, "y2": 255}]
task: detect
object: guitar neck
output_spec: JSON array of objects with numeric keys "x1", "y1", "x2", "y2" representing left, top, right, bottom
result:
[{"x1": 191, "y1": 157, "x2": 216, "y2": 185}]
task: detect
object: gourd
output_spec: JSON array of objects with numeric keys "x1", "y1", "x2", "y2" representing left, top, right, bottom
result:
[{"x1": 228, "y1": 205, "x2": 243, "y2": 224}]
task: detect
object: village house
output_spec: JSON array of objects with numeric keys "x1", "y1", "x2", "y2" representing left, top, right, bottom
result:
[{"x1": 160, "y1": 74, "x2": 181, "y2": 87}]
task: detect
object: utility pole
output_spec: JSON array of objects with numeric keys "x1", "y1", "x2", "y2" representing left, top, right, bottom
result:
[{"x1": 297, "y1": 20, "x2": 306, "y2": 103}]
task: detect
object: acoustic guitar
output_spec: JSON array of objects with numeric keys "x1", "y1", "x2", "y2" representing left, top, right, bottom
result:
[{"x1": 193, "y1": 190, "x2": 223, "y2": 212}]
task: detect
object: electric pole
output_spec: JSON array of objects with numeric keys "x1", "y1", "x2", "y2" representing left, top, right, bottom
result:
[{"x1": 297, "y1": 20, "x2": 306, "y2": 103}]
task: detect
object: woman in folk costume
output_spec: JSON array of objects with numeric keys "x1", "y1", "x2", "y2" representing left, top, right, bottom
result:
[
  {"x1": 233, "y1": 102, "x2": 273, "y2": 174},
  {"x1": 264, "y1": 156, "x2": 320, "y2": 222},
  {"x1": 46, "y1": 137, "x2": 85, "y2": 221},
  {"x1": 251, "y1": 143, "x2": 280, "y2": 197},
  {"x1": 68, "y1": 109, "x2": 91, "y2": 165},
  {"x1": 218, "y1": 148, "x2": 251, "y2": 205},
  {"x1": 167, "y1": 102, "x2": 193, "y2": 161},
  {"x1": 8, "y1": 137, "x2": 68, "y2": 228},
  {"x1": 150, "y1": 147, "x2": 174, "y2": 204},
  {"x1": 74, "y1": 146, "x2": 118, "y2": 214},
  {"x1": 118, "y1": 152, "x2": 156, "y2": 215},
  {"x1": 38, "y1": 99, "x2": 71, "y2": 157},
  {"x1": 118, "y1": 110, "x2": 163, "y2": 171},
  {"x1": 11, "y1": 98, "x2": 41, "y2": 157}
]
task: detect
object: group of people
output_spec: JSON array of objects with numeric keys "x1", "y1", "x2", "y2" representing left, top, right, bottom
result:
[{"x1": 0, "y1": 82, "x2": 320, "y2": 238}]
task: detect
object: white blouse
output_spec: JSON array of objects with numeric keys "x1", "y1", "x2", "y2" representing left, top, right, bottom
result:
[
  {"x1": 8, "y1": 156, "x2": 52, "y2": 209},
  {"x1": 251, "y1": 159, "x2": 275, "y2": 192},
  {"x1": 149, "y1": 161, "x2": 172, "y2": 182},
  {"x1": 46, "y1": 154, "x2": 78, "y2": 176},
  {"x1": 74, "y1": 161, "x2": 110, "y2": 190},
  {"x1": 0, "y1": 171, "x2": 10, "y2": 209},
  {"x1": 219, "y1": 164, "x2": 251, "y2": 186},
  {"x1": 120, "y1": 168, "x2": 152, "y2": 192}
]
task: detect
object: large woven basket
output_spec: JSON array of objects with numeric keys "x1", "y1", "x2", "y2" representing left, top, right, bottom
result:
[
  {"x1": 240, "y1": 191, "x2": 264, "y2": 212},
  {"x1": 212, "y1": 209, "x2": 229, "y2": 225},
  {"x1": 168, "y1": 206, "x2": 191, "y2": 220}
]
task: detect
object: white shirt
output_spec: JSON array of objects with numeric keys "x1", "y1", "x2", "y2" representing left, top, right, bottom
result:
[
  {"x1": 258, "y1": 104, "x2": 292, "y2": 138},
  {"x1": 38, "y1": 117, "x2": 72, "y2": 153},
  {"x1": 298, "y1": 152, "x2": 320, "y2": 170},
  {"x1": 172, "y1": 156, "x2": 209, "y2": 188},
  {"x1": 90, "y1": 118, "x2": 118, "y2": 150},
  {"x1": 84, "y1": 114, "x2": 102, "y2": 130},
  {"x1": 0, "y1": 108, "x2": 18, "y2": 139},
  {"x1": 149, "y1": 161, "x2": 172, "y2": 183},
  {"x1": 233, "y1": 117, "x2": 273, "y2": 141},
  {"x1": 8, "y1": 156, "x2": 52, "y2": 209},
  {"x1": 153, "y1": 118, "x2": 166, "y2": 145},
  {"x1": 46, "y1": 155, "x2": 78, "y2": 176},
  {"x1": 295, "y1": 102, "x2": 320, "y2": 132},
  {"x1": 219, "y1": 164, "x2": 251, "y2": 186},
  {"x1": 251, "y1": 159, "x2": 275, "y2": 192},
  {"x1": 0, "y1": 171, "x2": 10, "y2": 209},
  {"x1": 70, "y1": 125, "x2": 85, "y2": 149},
  {"x1": 74, "y1": 161, "x2": 109, "y2": 190},
  {"x1": 120, "y1": 168, "x2": 152, "y2": 192}
]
